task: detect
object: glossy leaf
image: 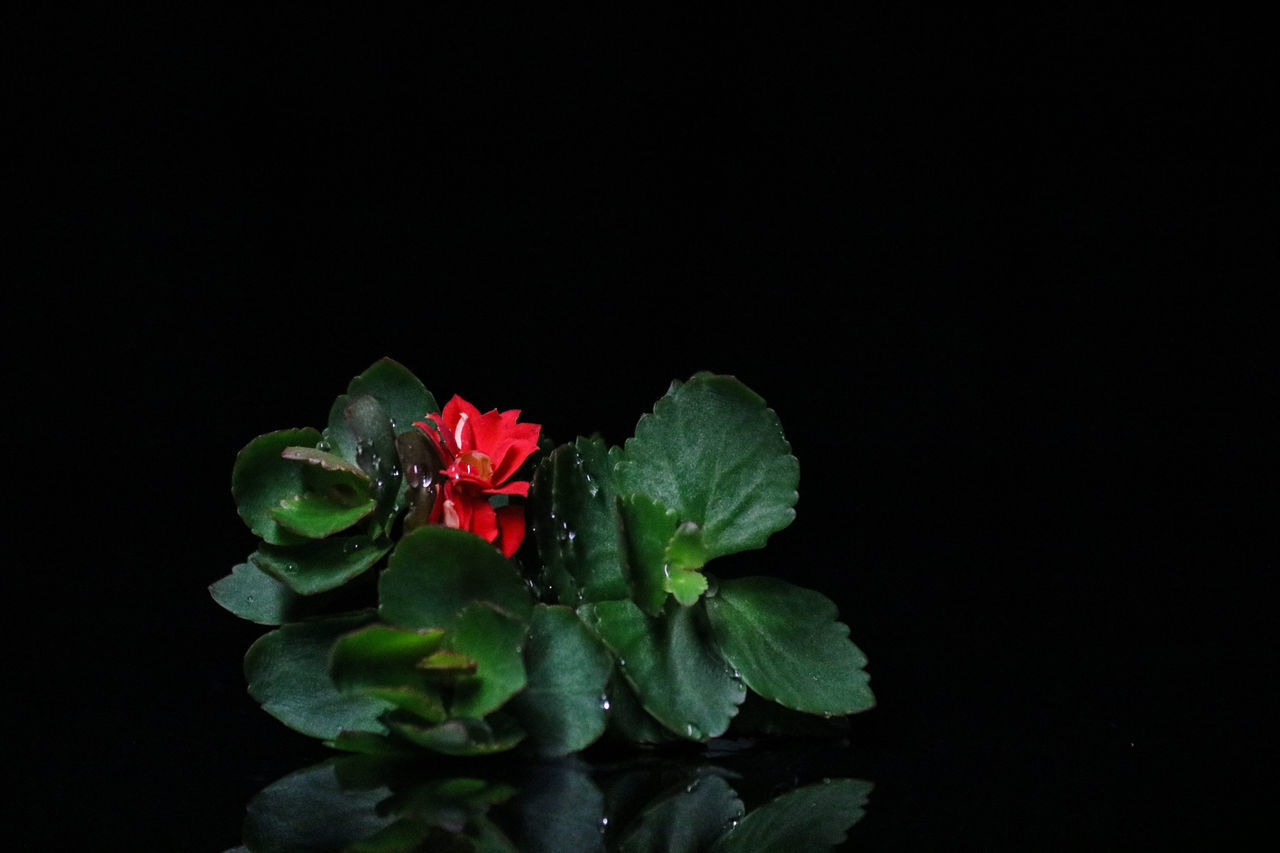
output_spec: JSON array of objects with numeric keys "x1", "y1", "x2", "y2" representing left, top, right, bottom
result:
[
  {"x1": 323, "y1": 359, "x2": 438, "y2": 460},
  {"x1": 447, "y1": 603, "x2": 529, "y2": 719},
  {"x1": 244, "y1": 612, "x2": 390, "y2": 740},
  {"x1": 232, "y1": 427, "x2": 322, "y2": 546},
  {"x1": 508, "y1": 605, "x2": 614, "y2": 756},
  {"x1": 251, "y1": 534, "x2": 389, "y2": 596},
  {"x1": 709, "y1": 778, "x2": 873, "y2": 853},
  {"x1": 346, "y1": 357, "x2": 439, "y2": 437},
  {"x1": 379, "y1": 526, "x2": 532, "y2": 632},
  {"x1": 341, "y1": 394, "x2": 403, "y2": 533},
  {"x1": 580, "y1": 599, "x2": 745, "y2": 741},
  {"x1": 530, "y1": 436, "x2": 630, "y2": 604},
  {"x1": 615, "y1": 373, "x2": 799, "y2": 561},
  {"x1": 704, "y1": 577, "x2": 874, "y2": 716}
]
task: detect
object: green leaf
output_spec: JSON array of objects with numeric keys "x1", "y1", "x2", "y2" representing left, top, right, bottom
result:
[
  {"x1": 345, "y1": 357, "x2": 439, "y2": 437},
  {"x1": 448, "y1": 603, "x2": 529, "y2": 719},
  {"x1": 530, "y1": 437, "x2": 631, "y2": 604},
  {"x1": 251, "y1": 534, "x2": 389, "y2": 596},
  {"x1": 599, "y1": 662, "x2": 679, "y2": 745},
  {"x1": 616, "y1": 774, "x2": 744, "y2": 853},
  {"x1": 329, "y1": 624, "x2": 448, "y2": 693},
  {"x1": 270, "y1": 490, "x2": 377, "y2": 539},
  {"x1": 340, "y1": 394, "x2": 403, "y2": 534},
  {"x1": 379, "y1": 526, "x2": 532, "y2": 632},
  {"x1": 244, "y1": 612, "x2": 391, "y2": 740},
  {"x1": 616, "y1": 493, "x2": 678, "y2": 616},
  {"x1": 232, "y1": 427, "x2": 323, "y2": 546},
  {"x1": 508, "y1": 605, "x2": 614, "y2": 756},
  {"x1": 615, "y1": 373, "x2": 799, "y2": 561},
  {"x1": 269, "y1": 445, "x2": 379, "y2": 538},
  {"x1": 323, "y1": 359, "x2": 438, "y2": 459},
  {"x1": 703, "y1": 577, "x2": 874, "y2": 716},
  {"x1": 209, "y1": 561, "x2": 304, "y2": 626},
  {"x1": 579, "y1": 599, "x2": 745, "y2": 741},
  {"x1": 709, "y1": 778, "x2": 873, "y2": 853}
]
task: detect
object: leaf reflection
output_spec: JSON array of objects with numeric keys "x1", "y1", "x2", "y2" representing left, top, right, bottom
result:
[{"x1": 227, "y1": 741, "x2": 872, "y2": 852}]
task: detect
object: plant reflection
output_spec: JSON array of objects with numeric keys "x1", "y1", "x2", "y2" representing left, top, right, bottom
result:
[{"x1": 227, "y1": 739, "x2": 872, "y2": 851}]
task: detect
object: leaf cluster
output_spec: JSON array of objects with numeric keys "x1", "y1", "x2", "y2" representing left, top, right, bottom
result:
[{"x1": 213, "y1": 358, "x2": 873, "y2": 758}]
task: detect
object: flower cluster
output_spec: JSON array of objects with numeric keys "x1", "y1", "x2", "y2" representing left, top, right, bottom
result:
[{"x1": 413, "y1": 396, "x2": 541, "y2": 557}]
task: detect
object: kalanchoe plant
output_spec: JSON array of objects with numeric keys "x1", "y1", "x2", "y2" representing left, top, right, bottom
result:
[{"x1": 212, "y1": 358, "x2": 874, "y2": 758}]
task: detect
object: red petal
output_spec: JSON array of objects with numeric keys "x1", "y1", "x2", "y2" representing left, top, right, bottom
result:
[
  {"x1": 484, "y1": 480, "x2": 530, "y2": 497},
  {"x1": 494, "y1": 504, "x2": 525, "y2": 557}
]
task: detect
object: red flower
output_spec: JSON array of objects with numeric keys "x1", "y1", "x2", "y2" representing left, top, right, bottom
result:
[{"x1": 413, "y1": 396, "x2": 541, "y2": 557}]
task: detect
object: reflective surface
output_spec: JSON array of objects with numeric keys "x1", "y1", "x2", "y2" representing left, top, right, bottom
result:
[{"x1": 224, "y1": 740, "x2": 871, "y2": 852}]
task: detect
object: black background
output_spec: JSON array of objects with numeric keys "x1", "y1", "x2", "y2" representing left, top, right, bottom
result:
[{"x1": 13, "y1": 6, "x2": 1274, "y2": 848}]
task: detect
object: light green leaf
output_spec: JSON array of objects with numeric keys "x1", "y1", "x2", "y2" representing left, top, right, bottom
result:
[
  {"x1": 615, "y1": 374, "x2": 799, "y2": 561},
  {"x1": 232, "y1": 427, "x2": 322, "y2": 545},
  {"x1": 448, "y1": 603, "x2": 529, "y2": 719},
  {"x1": 329, "y1": 623, "x2": 447, "y2": 702},
  {"x1": 616, "y1": 493, "x2": 678, "y2": 616},
  {"x1": 270, "y1": 490, "x2": 377, "y2": 539},
  {"x1": 704, "y1": 577, "x2": 874, "y2": 716}
]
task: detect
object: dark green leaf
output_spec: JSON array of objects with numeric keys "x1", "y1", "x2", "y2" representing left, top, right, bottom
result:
[
  {"x1": 600, "y1": 663, "x2": 679, "y2": 745},
  {"x1": 448, "y1": 603, "x2": 529, "y2": 719},
  {"x1": 209, "y1": 561, "x2": 303, "y2": 626},
  {"x1": 616, "y1": 374, "x2": 799, "y2": 561},
  {"x1": 379, "y1": 526, "x2": 532, "y2": 632},
  {"x1": 232, "y1": 427, "x2": 322, "y2": 546},
  {"x1": 530, "y1": 437, "x2": 630, "y2": 605},
  {"x1": 345, "y1": 357, "x2": 439, "y2": 437},
  {"x1": 616, "y1": 774, "x2": 743, "y2": 853},
  {"x1": 709, "y1": 778, "x2": 873, "y2": 853},
  {"x1": 508, "y1": 605, "x2": 614, "y2": 756},
  {"x1": 341, "y1": 394, "x2": 402, "y2": 533},
  {"x1": 704, "y1": 577, "x2": 874, "y2": 716},
  {"x1": 244, "y1": 612, "x2": 390, "y2": 740},
  {"x1": 579, "y1": 600, "x2": 745, "y2": 741},
  {"x1": 251, "y1": 534, "x2": 389, "y2": 596}
]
